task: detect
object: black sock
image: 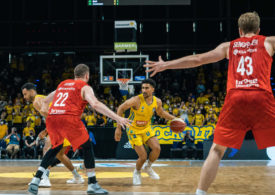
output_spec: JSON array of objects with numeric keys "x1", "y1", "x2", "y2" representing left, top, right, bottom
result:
[
  {"x1": 88, "y1": 176, "x2": 97, "y2": 184},
  {"x1": 34, "y1": 170, "x2": 44, "y2": 179}
]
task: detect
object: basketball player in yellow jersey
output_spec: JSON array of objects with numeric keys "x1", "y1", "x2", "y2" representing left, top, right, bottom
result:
[
  {"x1": 21, "y1": 83, "x2": 84, "y2": 187},
  {"x1": 115, "y1": 79, "x2": 185, "y2": 185}
]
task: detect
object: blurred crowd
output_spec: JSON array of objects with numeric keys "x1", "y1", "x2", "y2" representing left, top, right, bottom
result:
[{"x1": 0, "y1": 54, "x2": 227, "y2": 159}]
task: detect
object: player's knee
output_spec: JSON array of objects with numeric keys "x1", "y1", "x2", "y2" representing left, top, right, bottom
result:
[
  {"x1": 139, "y1": 153, "x2": 147, "y2": 162},
  {"x1": 211, "y1": 144, "x2": 226, "y2": 159},
  {"x1": 152, "y1": 144, "x2": 161, "y2": 154}
]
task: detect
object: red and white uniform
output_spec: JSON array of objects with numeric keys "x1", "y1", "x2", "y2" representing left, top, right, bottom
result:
[
  {"x1": 46, "y1": 79, "x2": 89, "y2": 151},
  {"x1": 214, "y1": 35, "x2": 275, "y2": 149}
]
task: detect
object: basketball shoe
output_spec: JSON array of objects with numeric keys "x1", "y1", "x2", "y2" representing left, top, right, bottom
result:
[
  {"x1": 87, "y1": 182, "x2": 108, "y2": 194},
  {"x1": 133, "y1": 169, "x2": 141, "y2": 185},
  {"x1": 144, "y1": 163, "x2": 160, "y2": 180}
]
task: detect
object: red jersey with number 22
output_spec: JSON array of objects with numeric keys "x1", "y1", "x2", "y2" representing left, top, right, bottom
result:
[
  {"x1": 228, "y1": 35, "x2": 273, "y2": 93},
  {"x1": 48, "y1": 79, "x2": 88, "y2": 117}
]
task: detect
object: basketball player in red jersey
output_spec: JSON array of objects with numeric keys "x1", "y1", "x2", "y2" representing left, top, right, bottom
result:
[
  {"x1": 28, "y1": 64, "x2": 131, "y2": 195},
  {"x1": 144, "y1": 12, "x2": 275, "y2": 195}
]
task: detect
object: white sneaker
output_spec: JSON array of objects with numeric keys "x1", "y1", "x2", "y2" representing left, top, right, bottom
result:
[
  {"x1": 39, "y1": 176, "x2": 51, "y2": 187},
  {"x1": 133, "y1": 169, "x2": 141, "y2": 185},
  {"x1": 87, "y1": 182, "x2": 108, "y2": 194},
  {"x1": 66, "y1": 176, "x2": 85, "y2": 184},
  {"x1": 144, "y1": 165, "x2": 160, "y2": 180}
]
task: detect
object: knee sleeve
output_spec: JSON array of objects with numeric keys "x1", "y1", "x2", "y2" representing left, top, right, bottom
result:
[
  {"x1": 40, "y1": 144, "x2": 63, "y2": 169},
  {"x1": 50, "y1": 158, "x2": 61, "y2": 168},
  {"x1": 80, "y1": 139, "x2": 95, "y2": 169}
]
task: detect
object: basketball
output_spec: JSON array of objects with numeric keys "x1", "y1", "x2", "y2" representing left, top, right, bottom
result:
[{"x1": 170, "y1": 118, "x2": 186, "y2": 133}]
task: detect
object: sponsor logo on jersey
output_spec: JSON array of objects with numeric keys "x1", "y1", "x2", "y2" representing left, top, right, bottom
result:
[
  {"x1": 64, "y1": 83, "x2": 75, "y2": 86},
  {"x1": 236, "y1": 78, "x2": 259, "y2": 88},
  {"x1": 136, "y1": 120, "x2": 148, "y2": 127},
  {"x1": 58, "y1": 87, "x2": 75, "y2": 91},
  {"x1": 233, "y1": 39, "x2": 258, "y2": 48},
  {"x1": 49, "y1": 109, "x2": 66, "y2": 114}
]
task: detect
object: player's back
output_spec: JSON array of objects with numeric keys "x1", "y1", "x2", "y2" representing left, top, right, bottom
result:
[
  {"x1": 228, "y1": 35, "x2": 272, "y2": 93},
  {"x1": 48, "y1": 79, "x2": 88, "y2": 117}
]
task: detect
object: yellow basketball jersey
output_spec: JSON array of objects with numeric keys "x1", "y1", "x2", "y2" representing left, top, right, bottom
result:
[
  {"x1": 128, "y1": 94, "x2": 157, "y2": 133},
  {"x1": 35, "y1": 94, "x2": 53, "y2": 107},
  {"x1": 35, "y1": 94, "x2": 45, "y2": 99}
]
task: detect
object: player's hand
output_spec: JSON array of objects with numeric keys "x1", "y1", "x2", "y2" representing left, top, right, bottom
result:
[
  {"x1": 143, "y1": 56, "x2": 167, "y2": 77},
  {"x1": 116, "y1": 116, "x2": 131, "y2": 130},
  {"x1": 114, "y1": 128, "x2": 122, "y2": 142},
  {"x1": 38, "y1": 129, "x2": 47, "y2": 139}
]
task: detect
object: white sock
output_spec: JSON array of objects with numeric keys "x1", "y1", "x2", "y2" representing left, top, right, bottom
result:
[
  {"x1": 196, "y1": 189, "x2": 207, "y2": 195},
  {"x1": 72, "y1": 169, "x2": 80, "y2": 178},
  {"x1": 31, "y1": 177, "x2": 41, "y2": 185},
  {"x1": 87, "y1": 171, "x2": 96, "y2": 178},
  {"x1": 134, "y1": 169, "x2": 141, "y2": 173}
]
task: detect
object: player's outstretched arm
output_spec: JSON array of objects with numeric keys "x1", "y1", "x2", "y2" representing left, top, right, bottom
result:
[
  {"x1": 265, "y1": 36, "x2": 275, "y2": 56},
  {"x1": 82, "y1": 86, "x2": 131, "y2": 129},
  {"x1": 155, "y1": 98, "x2": 176, "y2": 121},
  {"x1": 114, "y1": 96, "x2": 138, "y2": 141},
  {"x1": 144, "y1": 42, "x2": 230, "y2": 77}
]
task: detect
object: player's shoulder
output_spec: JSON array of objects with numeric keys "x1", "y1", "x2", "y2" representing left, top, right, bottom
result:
[
  {"x1": 130, "y1": 95, "x2": 140, "y2": 103},
  {"x1": 155, "y1": 97, "x2": 162, "y2": 104},
  {"x1": 265, "y1": 36, "x2": 275, "y2": 43}
]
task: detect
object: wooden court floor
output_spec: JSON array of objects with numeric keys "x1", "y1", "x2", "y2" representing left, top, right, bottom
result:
[{"x1": 0, "y1": 160, "x2": 274, "y2": 195}]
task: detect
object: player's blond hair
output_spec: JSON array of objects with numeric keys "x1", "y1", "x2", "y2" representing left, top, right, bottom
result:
[
  {"x1": 74, "y1": 64, "x2": 89, "y2": 78},
  {"x1": 238, "y1": 12, "x2": 260, "y2": 34}
]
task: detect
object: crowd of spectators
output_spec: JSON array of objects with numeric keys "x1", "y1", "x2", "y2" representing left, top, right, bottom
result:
[{"x1": 0, "y1": 54, "x2": 227, "y2": 159}]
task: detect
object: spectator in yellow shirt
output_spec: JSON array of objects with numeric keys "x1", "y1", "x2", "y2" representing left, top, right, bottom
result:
[
  {"x1": 85, "y1": 111, "x2": 96, "y2": 128},
  {"x1": 196, "y1": 93, "x2": 205, "y2": 105},
  {"x1": 12, "y1": 109, "x2": 23, "y2": 132},
  {"x1": 26, "y1": 113, "x2": 36, "y2": 128},
  {"x1": 0, "y1": 120, "x2": 8, "y2": 141},
  {"x1": 5, "y1": 101, "x2": 13, "y2": 123},
  {"x1": 23, "y1": 121, "x2": 35, "y2": 137},
  {"x1": 192, "y1": 110, "x2": 205, "y2": 127},
  {"x1": 206, "y1": 114, "x2": 217, "y2": 126}
]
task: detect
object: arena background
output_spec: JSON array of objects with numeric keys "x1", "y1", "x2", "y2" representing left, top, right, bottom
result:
[{"x1": 0, "y1": 0, "x2": 274, "y2": 194}]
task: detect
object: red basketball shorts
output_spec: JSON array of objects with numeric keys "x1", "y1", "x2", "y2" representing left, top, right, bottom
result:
[
  {"x1": 46, "y1": 115, "x2": 89, "y2": 151},
  {"x1": 214, "y1": 89, "x2": 275, "y2": 149}
]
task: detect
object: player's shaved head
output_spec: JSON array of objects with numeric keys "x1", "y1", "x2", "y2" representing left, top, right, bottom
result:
[{"x1": 74, "y1": 64, "x2": 90, "y2": 78}]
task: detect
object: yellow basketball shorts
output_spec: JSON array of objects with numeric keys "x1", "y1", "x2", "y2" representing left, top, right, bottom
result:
[
  {"x1": 46, "y1": 135, "x2": 71, "y2": 147},
  {"x1": 126, "y1": 126, "x2": 155, "y2": 148},
  {"x1": 63, "y1": 138, "x2": 71, "y2": 147}
]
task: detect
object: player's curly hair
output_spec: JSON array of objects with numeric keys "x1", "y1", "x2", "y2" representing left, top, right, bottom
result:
[{"x1": 238, "y1": 11, "x2": 260, "y2": 34}]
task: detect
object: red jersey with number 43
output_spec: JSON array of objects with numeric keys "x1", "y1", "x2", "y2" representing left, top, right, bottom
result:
[
  {"x1": 228, "y1": 35, "x2": 273, "y2": 93},
  {"x1": 48, "y1": 79, "x2": 88, "y2": 117}
]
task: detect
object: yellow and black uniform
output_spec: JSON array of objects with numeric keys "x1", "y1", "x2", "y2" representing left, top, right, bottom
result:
[
  {"x1": 126, "y1": 94, "x2": 157, "y2": 148},
  {"x1": 34, "y1": 94, "x2": 71, "y2": 147}
]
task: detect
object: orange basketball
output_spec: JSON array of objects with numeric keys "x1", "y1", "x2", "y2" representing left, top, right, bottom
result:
[{"x1": 170, "y1": 118, "x2": 186, "y2": 133}]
